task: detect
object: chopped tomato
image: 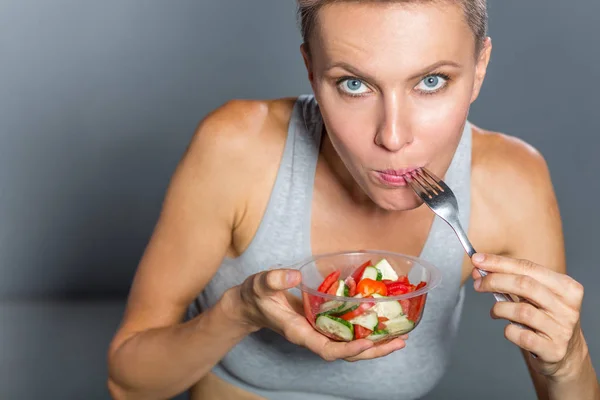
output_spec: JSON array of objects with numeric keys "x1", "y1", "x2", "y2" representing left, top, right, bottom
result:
[
  {"x1": 344, "y1": 276, "x2": 357, "y2": 297},
  {"x1": 339, "y1": 300, "x2": 375, "y2": 321},
  {"x1": 303, "y1": 293, "x2": 323, "y2": 320},
  {"x1": 357, "y1": 278, "x2": 388, "y2": 297},
  {"x1": 407, "y1": 282, "x2": 428, "y2": 321},
  {"x1": 318, "y1": 270, "x2": 341, "y2": 293},
  {"x1": 351, "y1": 260, "x2": 372, "y2": 282},
  {"x1": 312, "y1": 294, "x2": 325, "y2": 309},
  {"x1": 400, "y1": 299, "x2": 411, "y2": 315},
  {"x1": 376, "y1": 316, "x2": 389, "y2": 331},
  {"x1": 407, "y1": 295, "x2": 425, "y2": 322},
  {"x1": 385, "y1": 281, "x2": 411, "y2": 296},
  {"x1": 397, "y1": 275, "x2": 410, "y2": 285},
  {"x1": 326, "y1": 280, "x2": 340, "y2": 295},
  {"x1": 354, "y1": 325, "x2": 373, "y2": 339}
]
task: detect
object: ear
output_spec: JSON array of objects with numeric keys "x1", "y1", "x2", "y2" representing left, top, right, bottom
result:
[
  {"x1": 300, "y1": 43, "x2": 316, "y2": 90},
  {"x1": 470, "y1": 37, "x2": 492, "y2": 104}
]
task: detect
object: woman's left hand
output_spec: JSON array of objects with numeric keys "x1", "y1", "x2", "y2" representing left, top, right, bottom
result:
[{"x1": 471, "y1": 253, "x2": 586, "y2": 378}]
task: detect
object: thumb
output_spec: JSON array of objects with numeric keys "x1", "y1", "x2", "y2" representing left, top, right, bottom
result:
[{"x1": 260, "y1": 269, "x2": 301, "y2": 293}]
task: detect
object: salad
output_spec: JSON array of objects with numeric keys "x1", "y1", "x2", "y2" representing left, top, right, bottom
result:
[{"x1": 306, "y1": 258, "x2": 427, "y2": 342}]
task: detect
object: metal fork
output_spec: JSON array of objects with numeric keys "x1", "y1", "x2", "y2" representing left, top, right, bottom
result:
[{"x1": 406, "y1": 167, "x2": 538, "y2": 357}]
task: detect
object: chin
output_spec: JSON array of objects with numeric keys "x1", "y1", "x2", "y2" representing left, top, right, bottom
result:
[{"x1": 370, "y1": 189, "x2": 424, "y2": 211}]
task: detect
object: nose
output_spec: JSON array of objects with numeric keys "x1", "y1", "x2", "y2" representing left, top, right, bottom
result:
[{"x1": 374, "y1": 94, "x2": 414, "y2": 152}]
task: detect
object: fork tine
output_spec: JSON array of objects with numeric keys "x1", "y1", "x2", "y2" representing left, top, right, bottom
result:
[
  {"x1": 410, "y1": 170, "x2": 440, "y2": 196},
  {"x1": 407, "y1": 171, "x2": 436, "y2": 199},
  {"x1": 415, "y1": 168, "x2": 445, "y2": 193},
  {"x1": 405, "y1": 174, "x2": 433, "y2": 199}
]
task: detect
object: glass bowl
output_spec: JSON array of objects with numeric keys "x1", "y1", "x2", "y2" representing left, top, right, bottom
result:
[{"x1": 297, "y1": 250, "x2": 441, "y2": 343}]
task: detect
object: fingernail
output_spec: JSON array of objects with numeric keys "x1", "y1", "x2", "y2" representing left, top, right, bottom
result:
[
  {"x1": 474, "y1": 279, "x2": 481, "y2": 290},
  {"x1": 473, "y1": 253, "x2": 485, "y2": 263},
  {"x1": 287, "y1": 271, "x2": 299, "y2": 285}
]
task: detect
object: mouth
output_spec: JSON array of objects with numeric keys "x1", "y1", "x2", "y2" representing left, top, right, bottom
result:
[{"x1": 374, "y1": 167, "x2": 420, "y2": 187}]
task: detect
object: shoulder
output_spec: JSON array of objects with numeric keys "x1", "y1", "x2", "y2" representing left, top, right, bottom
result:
[
  {"x1": 470, "y1": 124, "x2": 565, "y2": 271},
  {"x1": 188, "y1": 97, "x2": 296, "y2": 166},
  {"x1": 471, "y1": 124, "x2": 553, "y2": 201},
  {"x1": 182, "y1": 97, "x2": 297, "y2": 191},
  {"x1": 178, "y1": 97, "x2": 298, "y2": 226}
]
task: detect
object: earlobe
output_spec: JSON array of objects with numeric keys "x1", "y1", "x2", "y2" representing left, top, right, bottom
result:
[{"x1": 470, "y1": 37, "x2": 493, "y2": 103}]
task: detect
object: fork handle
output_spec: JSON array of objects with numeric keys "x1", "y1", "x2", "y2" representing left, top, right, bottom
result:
[
  {"x1": 448, "y1": 218, "x2": 539, "y2": 358},
  {"x1": 451, "y1": 220, "x2": 525, "y2": 304},
  {"x1": 449, "y1": 218, "x2": 514, "y2": 300}
]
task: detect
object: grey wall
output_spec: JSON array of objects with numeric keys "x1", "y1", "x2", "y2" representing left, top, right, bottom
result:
[
  {"x1": 0, "y1": 0, "x2": 598, "y2": 399},
  {"x1": 0, "y1": 0, "x2": 309, "y2": 298}
]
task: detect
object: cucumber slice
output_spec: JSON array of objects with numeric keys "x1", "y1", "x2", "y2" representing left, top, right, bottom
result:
[
  {"x1": 367, "y1": 330, "x2": 390, "y2": 341},
  {"x1": 361, "y1": 266, "x2": 382, "y2": 281},
  {"x1": 317, "y1": 300, "x2": 346, "y2": 316},
  {"x1": 349, "y1": 310, "x2": 379, "y2": 330},
  {"x1": 385, "y1": 316, "x2": 415, "y2": 335},
  {"x1": 371, "y1": 294, "x2": 404, "y2": 319},
  {"x1": 315, "y1": 315, "x2": 354, "y2": 341},
  {"x1": 335, "y1": 280, "x2": 347, "y2": 297},
  {"x1": 374, "y1": 258, "x2": 399, "y2": 281},
  {"x1": 333, "y1": 302, "x2": 359, "y2": 315},
  {"x1": 318, "y1": 298, "x2": 361, "y2": 317}
]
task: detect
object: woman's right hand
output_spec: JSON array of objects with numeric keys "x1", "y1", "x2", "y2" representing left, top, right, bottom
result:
[{"x1": 223, "y1": 268, "x2": 408, "y2": 362}]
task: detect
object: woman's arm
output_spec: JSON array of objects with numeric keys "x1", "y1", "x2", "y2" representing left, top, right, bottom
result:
[
  {"x1": 106, "y1": 99, "x2": 389, "y2": 399},
  {"x1": 107, "y1": 100, "x2": 272, "y2": 399},
  {"x1": 108, "y1": 291, "x2": 256, "y2": 400},
  {"x1": 471, "y1": 135, "x2": 599, "y2": 399}
]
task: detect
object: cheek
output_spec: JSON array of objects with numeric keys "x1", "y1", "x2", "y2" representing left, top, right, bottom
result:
[
  {"x1": 318, "y1": 97, "x2": 378, "y2": 153},
  {"x1": 411, "y1": 92, "x2": 471, "y2": 148}
]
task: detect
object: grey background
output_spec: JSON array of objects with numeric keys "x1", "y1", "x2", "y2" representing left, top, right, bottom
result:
[{"x1": 0, "y1": 0, "x2": 598, "y2": 399}]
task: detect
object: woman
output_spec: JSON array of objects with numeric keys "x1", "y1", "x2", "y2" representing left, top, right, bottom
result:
[{"x1": 107, "y1": 1, "x2": 599, "y2": 399}]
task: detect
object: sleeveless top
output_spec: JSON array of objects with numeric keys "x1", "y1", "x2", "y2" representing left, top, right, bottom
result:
[{"x1": 187, "y1": 95, "x2": 472, "y2": 400}]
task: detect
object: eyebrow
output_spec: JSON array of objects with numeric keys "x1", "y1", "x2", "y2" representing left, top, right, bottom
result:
[{"x1": 325, "y1": 60, "x2": 463, "y2": 81}]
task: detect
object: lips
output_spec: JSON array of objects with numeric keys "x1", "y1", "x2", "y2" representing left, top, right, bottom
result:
[
  {"x1": 377, "y1": 167, "x2": 419, "y2": 177},
  {"x1": 374, "y1": 167, "x2": 421, "y2": 187}
]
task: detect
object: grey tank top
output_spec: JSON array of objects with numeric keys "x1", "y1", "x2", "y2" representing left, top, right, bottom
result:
[{"x1": 187, "y1": 95, "x2": 472, "y2": 400}]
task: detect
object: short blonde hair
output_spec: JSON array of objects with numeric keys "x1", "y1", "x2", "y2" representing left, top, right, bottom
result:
[{"x1": 297, "y1": 0, "x2": 488, "y2": 51}]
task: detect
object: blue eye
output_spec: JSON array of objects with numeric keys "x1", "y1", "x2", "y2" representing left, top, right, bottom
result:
[
  {"x1": 338, "y1": 78, "x2": 370, "y2": 96},
  {"x1": 424, "y1": 76, "x2": 439, "y2": 88},
  {"x1": 416, "y1": 75, "x2": 448, "y2": 93},
  {"x1": 347, "y1": 80, "x2": 362, "y2": 90}
]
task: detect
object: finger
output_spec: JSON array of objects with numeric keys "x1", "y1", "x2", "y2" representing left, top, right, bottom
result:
[
  {"x1": 471, "y1": 268, "x2": 486, "y2": 281},
  {"x1": 285, "y1": 321, "x2": 374, "y2": 361},
  {"x1": 491, "y1": 301, "x2": 562, "y2": 338},
  {"x1": 344, "y1": 338, "x2": 406, "y2": 362},
  {"x1": 472, "y1": 254, "x2": 574, "y2": 300},
  {"x1": 504, "y1": 323, "x2": 563, "y2": 363},
  {"x1": 474, "y1": 272, "x2": 562, "y2": 312},
  {"x1": 257, "y1": 269, "x2": 301, "y2": 294},
  {"x1": 311, "y1": 336, "x2": 375, "y2": 362}
]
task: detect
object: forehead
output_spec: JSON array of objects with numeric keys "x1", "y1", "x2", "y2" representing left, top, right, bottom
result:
[{"x1": 311, "y1": 2, "x2": 475, "y2": 71}]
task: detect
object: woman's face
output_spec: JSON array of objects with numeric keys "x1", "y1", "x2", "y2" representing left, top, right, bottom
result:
[{"x1": 302, "y1": 1, "x2": 491, "y2": 211}]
